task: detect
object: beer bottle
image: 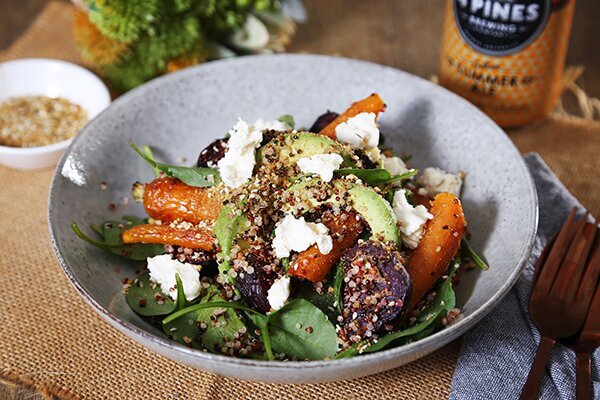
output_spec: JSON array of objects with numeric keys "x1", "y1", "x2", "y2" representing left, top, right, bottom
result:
[{"x1": 438, "y1": 0, "x2": 576, "y2": 127}]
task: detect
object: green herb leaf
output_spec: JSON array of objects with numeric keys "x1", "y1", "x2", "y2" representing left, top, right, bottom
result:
[
  {"x1": 277, "y1": 114, "x2": 295, "y2": 129},
  {"x1": 130, "y1": 143, "x2": 220, "y2": 187},
  {"x1": 126, "y1": 270, "x2": 176, "y2": 316},
  {"x1": 267, "y1": 299, "x2": 338, "y2": 360},
  {"x1": 334, "y1": 168, "x2": 418, "y2": 188},
  {"x1": 71, "y1": 222, "x2": 164, "y2": 261},
  {"x1": 461, "y1": 238, "x2": 489, "y2": 271}
]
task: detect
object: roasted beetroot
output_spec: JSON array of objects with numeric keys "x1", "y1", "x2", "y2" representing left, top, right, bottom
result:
[
  {"x1": 309, "y1": 111, "x2": 339, "y2": 133},
  {"x1": 196, "y1": 138, "x2": 228, "y2": 168},
  {"x1": 234, "y1": 246, "x2": 277, "y2": 313},
  {"x1": 338, "y1": 241, "x2": 411, "y2": 345}
]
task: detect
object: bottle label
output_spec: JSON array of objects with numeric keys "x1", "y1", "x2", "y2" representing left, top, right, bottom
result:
[{"x1": 454, "y1": 0, "x2": 551, "y2": 56}]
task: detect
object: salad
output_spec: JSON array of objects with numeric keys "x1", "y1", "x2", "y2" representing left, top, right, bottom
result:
[{"x1": 73, "y1": 93, "x2": 488, "y2": 360}]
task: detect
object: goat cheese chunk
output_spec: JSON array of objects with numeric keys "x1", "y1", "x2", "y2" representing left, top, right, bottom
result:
[
  {"x1": 147, "y1": 254, "x2": 202, "y2": 301},
  {"x1": 272, "y1": 214, "x2": 333, "y2": 258},
  {"x1": 253, "y1": 118, "x2": 291, "y2": 132},
  {"x1": 335, "y1": 112, "x2": 380, "y2": 149},
  {"x1": 217, "y1": 118, "x2": 263, "y2": 188},
  {"x1": 392, "y1": 189, "x2": 433, "y2": 249},
  {"x1": 267, "y1": 275, "x2": 291, "y2": 311},
  {"x1": 296, "y1": 153, "x2": 344, "y2": 182},
  {"x1": 382, "y1": 155, "x2": 409, "y2": 176},
  {"x1": 417, "y1": 167, "x2": 463, "y2": 197}
]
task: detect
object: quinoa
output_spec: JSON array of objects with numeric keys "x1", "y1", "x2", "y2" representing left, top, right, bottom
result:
[{"x1": 0, "y1": 96, "x2": 88, "y2": 147}]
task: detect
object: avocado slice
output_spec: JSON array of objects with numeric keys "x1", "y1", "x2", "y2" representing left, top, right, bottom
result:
[
  {"x1": 257, "y1": 132, "x2": 354, "y2": 167},
  {"x1": 283, "y1": 178, "x2": 399, "y2": 244}
]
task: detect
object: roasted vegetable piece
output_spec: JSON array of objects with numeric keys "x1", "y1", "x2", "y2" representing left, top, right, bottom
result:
[
  {"x1": 234, "y1": 244, "x2": 277, "y2": 313},
  {"x1": 122, "y1": 224, "x2": 214, "y2": 251},
  {"x1": 143, "y1": 177, "x2": 223, "y2": 225},
  {"x1": 197, "y1": 138, "x2": 229, "y2": 168},
  {"x1": 309, "y1": 111, "x2": 339, "y2": 133},
  {"x1": 406, "y1": 193, "x2": 465, "y2": 310},
  {"x1": 319, "y1": 93, "x2": 387, "y2": 139},
  {"x1": 289, "y1": 210, "x2": 365, "y2": 282},
  {"x1": 338, "y1": 241, "x2": 411, "y2": 345}
]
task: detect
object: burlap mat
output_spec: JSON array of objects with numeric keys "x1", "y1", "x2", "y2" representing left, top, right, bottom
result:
[{"x1": 0, "y1": 2, "x2": 598, "y2": 399}]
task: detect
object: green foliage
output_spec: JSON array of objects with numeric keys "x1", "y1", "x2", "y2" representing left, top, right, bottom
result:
[
  {"x1": 85, "y1": 0, "x2": 159, "y2": 43},
  {"x1": 80, "y1": 0, "x2": 283, "y2": 92}
]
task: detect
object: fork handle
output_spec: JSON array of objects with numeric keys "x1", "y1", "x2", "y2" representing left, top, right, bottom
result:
[
  {"x1": 520, "y1": 335, "x2": 556, "y2": 400},
  {"x1": 576, "y1": 350, "x2": 592, "y2": 400}
]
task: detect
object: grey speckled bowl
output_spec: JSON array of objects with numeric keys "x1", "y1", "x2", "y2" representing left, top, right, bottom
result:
[{"x1": 49, "y1": 54, "x2": 538, "y2": 383}]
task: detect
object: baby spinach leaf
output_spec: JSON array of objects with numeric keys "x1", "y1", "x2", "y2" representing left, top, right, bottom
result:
[
  {"x1": 174, "y1": 274, "x2": 188, "y2": 311},
  {"x1": 333, "y1": 261, "x2": 345, "y2": 313},
  {"x1": 461, "y1": 238, "x2": 489, "y2": 271},
  {"x1": 130, "y1": 143, "x2": 221, "y2": 188},
  {"x1": 126, "y1": 270, "x2": 176, "y2": 316},
  {"x1": 90, "y1": 223, "x2": 104, "y2": 238},
  {"x1": 214, "y1": 204, "x2": 247, "y2": 285},
  {"x1": 277, "y1": 114, "x2": 295, "y2": 129},
  {"x1": 141, "y1": 145, "x2": 160, "y2": 177},
  {"x1": 71, "y1": 223, "x2": 164, "y2": 260},
  {"x1": 294, "y1": 281, "x2": 338, "y2": 323},
  {"x1": 267, "y1": 299, "x2": 338, "y2": 360},
  {"x1": 162, "y1": 308, "x2": 204, "y2": 349},
  {"x1": 162, "y1": 298, "x2": 273, "y2": 359},
  {"x1": 334, "y1": 168, "x2": 418, "y2": 188}
]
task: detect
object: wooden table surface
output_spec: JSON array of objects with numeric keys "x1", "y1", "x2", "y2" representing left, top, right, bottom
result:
[{"x1": 0, "y1": 1, "x2": 599, "y2": 399}]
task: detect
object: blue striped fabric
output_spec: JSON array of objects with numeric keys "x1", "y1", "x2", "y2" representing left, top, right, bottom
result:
[{"x1": 450, "y1": 153, "x2": 599, "y2": 400}]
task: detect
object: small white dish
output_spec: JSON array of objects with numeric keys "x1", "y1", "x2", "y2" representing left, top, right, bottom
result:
[{"x1": 0, "y1": 58, "x2": 110, "y2": 170}]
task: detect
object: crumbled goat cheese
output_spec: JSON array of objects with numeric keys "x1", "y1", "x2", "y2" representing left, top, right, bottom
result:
[
  {"x1": 217, "y1": 118, "x2": 263, "y2": 188},
  {"x1": 382, "y1": 155, "x2": 409, "y2": 176},
  {"x1": 335, "y1": 112, "x2": 379, "y2": 149},
  {"x1": 366, "y1": 146, "x2": 382, "y2": 164},
  {"x1": 417, "y1": 167, "x2": 463, "y2": 197},
  {"x1": 392, "y1": 189, "x2": 433, "y2": 249},
  {"x1": 267, "y1": 275, "x2": 291, "y2": 311},
  {"x1": 272, "y1": 214, "x2": 333, "y2": 258},
  {"x1": 147, "y1": 254, "x2": 202, "y2": 301},
  {"x1": 296, "y1": 153, "x2": 344, "y2": 182},
  {"x1": 253, "y1": 118, "x2": 291, "y2": 132}
]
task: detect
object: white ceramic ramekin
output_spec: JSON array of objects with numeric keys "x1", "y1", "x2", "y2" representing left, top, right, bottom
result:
[{"x1": 0, "y1": 58, "x2": 110, "y2": 170}]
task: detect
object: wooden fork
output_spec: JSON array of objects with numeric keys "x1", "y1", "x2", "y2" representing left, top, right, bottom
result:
[
  {"x1": 520, "y1": 209, "x2": 599, "y2": 400},
  {"x1": 570, "y1": 233, "x2": 600, "y2": 400}
]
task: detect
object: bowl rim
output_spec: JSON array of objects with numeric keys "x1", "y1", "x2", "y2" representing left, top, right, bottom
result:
[
  {"x1": 48, "y1": 53, "x2": 539, "y2": 371},
  {"x1": 0, "y1": 58, "x2": 110, "y2": 153}
]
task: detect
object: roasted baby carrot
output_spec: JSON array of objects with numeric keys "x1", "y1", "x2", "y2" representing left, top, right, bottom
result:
[
  {"x1": 319, "y1": 93, "x2": 386, "y2": 139},
  {"x1": 406, "y1": 193, "x2": 465, "y2": 310},
  {"x1": 122, "y1": 224, "x2": 214, "y2": 251},
  {"x1": 289, "y1": 211, "x2": 365, "y2": 282},
  {"x1": 143, "y1": 177, "x2": 223, "y2": 226}
]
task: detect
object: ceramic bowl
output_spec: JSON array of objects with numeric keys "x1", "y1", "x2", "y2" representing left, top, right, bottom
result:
[
  {"x1": 48, "y1": 54, "x2": 538, "y2": 383},
  {"x1": 0, "y1": 58, "x2": 110, "y2": 169}
]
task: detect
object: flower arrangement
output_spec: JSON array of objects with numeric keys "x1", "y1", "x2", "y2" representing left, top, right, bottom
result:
[{"x1": 72, "y1": 0, "x2": 297, "y2": 93}]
